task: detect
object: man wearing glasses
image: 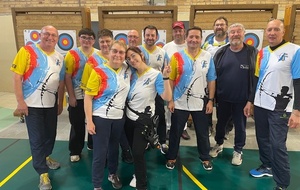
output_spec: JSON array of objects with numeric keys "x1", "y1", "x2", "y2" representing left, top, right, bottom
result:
[
  {"x1": 11, "y1": 25, "x2": 65, "y2": 190},
  {"x1": 127, "y1": 30, "x2": 140, "y2": 47},
  {"x1": 65, "y1": 28, "x2": 98, "y2": 162}
]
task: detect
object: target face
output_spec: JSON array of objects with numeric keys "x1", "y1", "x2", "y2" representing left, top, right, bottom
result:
[
  {"x1": 58, "y1": 33, "x2": 74, "y2": 51},
  {"x1": 30, "y1": 31, "x2": 40, "y2": 42},
  {"x1": 156, "y1": 42, "x2": 165, "y2": 48},
  {"x1": 115, "y1": 33, "x2": 128, "y2": 44},
  {"x1": 244, "y1": 33, "x2": 259, "y2": 48}
]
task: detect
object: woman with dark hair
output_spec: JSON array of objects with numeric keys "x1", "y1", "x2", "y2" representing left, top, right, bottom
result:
[{"x1": 124, "y1": 46, "x2": 172, "y2": 190}]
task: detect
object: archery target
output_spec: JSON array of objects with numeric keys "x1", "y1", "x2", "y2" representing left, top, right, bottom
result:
[
  {"x1": 244, "y1": 33, "x2": 259, "y2": 48},
  {"x1": 58, "y1": 33, "x2": 74, "y2": 51},
  {"x1": 30, "y1": 30, "x2": 40, "y2": 42},
  {"x1": 156, "y1": 42, "x2": 165, "y2": 48},
  {"x1": 115, "y1": 33, "x2": 128, "y2": 44}
]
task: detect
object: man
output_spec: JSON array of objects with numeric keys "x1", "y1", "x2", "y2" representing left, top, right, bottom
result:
[
  {"x1": 166, "y1": 26, "x2": 216, "y2": 171},
  {"x1": 202, "y1": 16, "x2": 233, "y2": 137},
  {"x1": 65, "y1": 28, "x2": 97, "y2": 162},
  {"x1": 163, "y1": 21, "x2": 190, "y2": 140},
  {"x1": 81, "y1": 29, "x2": 133, "y2": 164},
  {"x1": 127, "y1": 30, "x2": 140, "y2": 47},
  {"x1": 138, "y1": 25, "x2": 169, "y2": 154},
  {"x1": 11, "y1": 25, "x2": 64, "y2": 190},
  {"x1": 247, "y1": 19, "x2": 300, "y2": 190},
  {"x1": 209, "y1": 23, "x2": 258, "y2": 166}
]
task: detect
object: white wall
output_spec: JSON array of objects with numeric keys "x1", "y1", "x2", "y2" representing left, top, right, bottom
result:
[{"x1": 0, "y1": 15, "x2": 17, "y2": 92}]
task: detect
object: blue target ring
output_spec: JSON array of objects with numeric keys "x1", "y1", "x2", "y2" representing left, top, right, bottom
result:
[
  {"x1": 115, "y1": 33, "x2": 128, "y2": 44},
  {"x1": 204, "y1": 33, "x2": 214, "y2": 43},
  {"x1": 156, "y1": 42, "x2": 165, "y2": 48},
  {"x1": 244, "y1": 33, "x2": 259, "y2": 48},
  {"x1": 58, "y1": 33, "x2": 74, "y2": 51}
]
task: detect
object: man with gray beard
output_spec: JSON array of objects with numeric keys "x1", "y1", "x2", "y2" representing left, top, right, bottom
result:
[{"x1": 209, "y1": 23, "x2": 258, "y2": 166}]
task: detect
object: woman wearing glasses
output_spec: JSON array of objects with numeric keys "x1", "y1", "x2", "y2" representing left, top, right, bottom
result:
[{"x1": 83, "y1": 40, "x2": 131, "y2": 190}]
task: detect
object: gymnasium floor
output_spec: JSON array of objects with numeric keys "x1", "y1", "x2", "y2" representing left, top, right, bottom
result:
[{"x1": 0, "y1": 92, "x2": 299, "y2": 190}]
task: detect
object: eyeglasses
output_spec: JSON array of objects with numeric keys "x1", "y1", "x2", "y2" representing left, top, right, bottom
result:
[
  {"x1": 214, "y1": 24, "x2": 226, "y2": 27},
  {"x1": 128, "y1": 35, "x2": 139, "y2": 39},
  {"x1": 41, "y1": 32, "x2": 58, "y2": 38},
  {"x1": 80, "y1": 36, "x2": 95, "y2": 41},
  {"x1": 111, "y1": 49, "x2": 125, "y2": 55}
]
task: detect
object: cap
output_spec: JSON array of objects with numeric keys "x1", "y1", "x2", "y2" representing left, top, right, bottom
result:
[{"x1": 172, "y1": 21, "x2": 185, "y2": 29}]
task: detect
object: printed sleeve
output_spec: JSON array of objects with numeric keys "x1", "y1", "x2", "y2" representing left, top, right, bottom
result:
[
  {"x1": 64, "y1": 51, "x2": 75, "y2": 74},
  {"x1": 85, "y1": 69, "x2": 100, "y2": 96},
  {"x1": 291, "y1": 48, "x2": 300, "y2": 79},
  {"x1": 255, "y1": 49, "x2": 263, "y2": 77},
  {"x1": 169, "y1": 55, "x2": 178, "y2": 81},
  {"x1": 207, "y1": 57, "x2": 217, "y2": 82},
  {"x1": 155, "y1": 73, "x2": 164, "y2": 95},
  {"x1": 81, "y1": 62, "x2": 93, "y2": 90},
  {"x1": 10, "y1": 47, "x2": 29, "y2": 75}
]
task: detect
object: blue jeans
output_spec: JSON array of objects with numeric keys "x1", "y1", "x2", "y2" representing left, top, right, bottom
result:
[
  {"x1": 254, "y1": 106, "x2": 290, "y2": 188},
  {"x1": 25, "y1": 106, "x2": 58, "y2": 175},
  {"x1": 92, "y1": 116, "x2": 125, "y2": 188},
  {"x1": 167, "y1": 109, "x2": 211, "y2": 161}
]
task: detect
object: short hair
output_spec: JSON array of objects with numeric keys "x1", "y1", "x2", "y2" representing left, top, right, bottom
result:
[
  {"x1": 213, "y1": 16, "x2": 228, "y2": 26},
  {"x1": 228, "y1": 23, "x2": 245, "y2": 33},
  {"x1": 143, "y1": 25, "x2": 158, "y2": 37},
  {"x1": 97, "y1": 29, "x2": 113, "y2": 39},
  {"x1": 186, "y1": 26, "x2": 203, "y2": 38},
  {"x1": 78, "y1": 28, "x2": 95, "y2": 39},
  {"x1": 110, "y1": 40, "x2": 127, "y2": 51}
]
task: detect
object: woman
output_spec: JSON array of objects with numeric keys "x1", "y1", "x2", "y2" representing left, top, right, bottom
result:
[
  {"x1": 124, "y1": 46, "x2": 172, "y2": 190},
  {"x1": 83, "y1": 40, "x2": 131, "y2": 190}
]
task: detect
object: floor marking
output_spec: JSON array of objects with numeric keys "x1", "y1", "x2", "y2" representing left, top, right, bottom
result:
[
  {"x1": 182, "y1": 165, "x2": 208, "y2": 190},
  {"x1": 0, "y1": 156, "x2": 32, "y2": 187}
]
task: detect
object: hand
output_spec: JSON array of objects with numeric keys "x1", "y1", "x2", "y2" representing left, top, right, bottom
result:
[
  {"x1": 288, "y1": 111, "x2": 300, "y2": 128},
  {"x1": 168, "y1": 100, "x2": 175, "y2": 113},
  {"x1": 68, "y1": 96, "x2": 77, "y2": 107},
  {"x1": 57, "y1": 103, "x2": 63, "y2": 115},
  {"x1": 243, "y1": 102, "x2": 253, "y2": 118},
  {"x1": 206, "y1": 101, "x2": 213, "y2": 114},
  {"x1": 86, "y1": 122, "x2": 96, "y2": 135},
  {"x1": 17, "y1": 101, "x2": 28, "y2": 116},
  {"x1": 162, "y1": 65, "x2": 171, "y2": 78}
]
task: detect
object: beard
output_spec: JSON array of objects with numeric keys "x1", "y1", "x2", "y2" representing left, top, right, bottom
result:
[
  {"x1": 215, "y1": 30, "x2": 226, "y2": 38},
  {"x1": 230, "y1": 38, "x2": 243, "y2": 46}
]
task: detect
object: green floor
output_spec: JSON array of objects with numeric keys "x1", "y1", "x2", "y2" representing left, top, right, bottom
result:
[{"x1": 1, "y1": 139, "x2": 300, "y2": 190}]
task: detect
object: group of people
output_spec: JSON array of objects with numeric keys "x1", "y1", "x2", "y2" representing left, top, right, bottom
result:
[{"x1": 10, "y1": 16, "x2": 300, "y2": 190}]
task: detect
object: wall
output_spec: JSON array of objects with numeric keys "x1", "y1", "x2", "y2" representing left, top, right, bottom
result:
[{"x1": 0, "y1": 0, "x2": 299, "y2": 92}]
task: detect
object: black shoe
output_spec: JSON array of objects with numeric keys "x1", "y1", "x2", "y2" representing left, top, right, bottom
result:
[
  {"x1": 181, "y1": 130, "x2": 190, "y2": 140},
  {"x1": 122, "y1": 149, "x2": 133, "y2": 164}
]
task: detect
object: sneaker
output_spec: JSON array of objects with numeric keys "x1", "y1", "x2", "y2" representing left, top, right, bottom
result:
[
  {"x1": 160, "y1": 144, "x2": 169, "y2": 154},
  {"x1": 94, "y1": 188, "x2": 103, "y2": 190},
  {"x1": 129, "y1": 174, "x2": 136, "y2": 188},
  {"x1": 87, "y1": 145, "x2": 93, "y2": 151},
  {"x1": 46, "y1": 157, "x2": 60, "y2": 170},
  {"x1": 224, "y1": 131, "x2": 230, "y2": 140},
  {"x1": 108, "y1": 174, "x2": 122, "y2": 189},
  {"x1": 39, "y1": 173, "x2": 52, "y2": 190},
  {"x1": 166, "y1": 159, "x2": 176, "y2": 170},
  {"x1": 232, "y1": 151, "x2": 242, "y2": 166},
  {"x1": 122, "y1": 149, "x2": 133, "y2": 164},
  {"x1": 249, "y1": 165, "x2": 273, "y2": 177},
  {"x1": 209, "y1": 144, "x2": 223, "y2": 158},
  {"x1": 181, "y1": 130, "x2": 191, "y2": 140},
  {"x1": 70, "y1": 155, "x2": 80, "y2": 162},
  {"x1": 274, "y1": 187, "x2": 286, "y2": 190},
  {"x1": 202, "y1": 160, "x2": 213, "y2": 171}
]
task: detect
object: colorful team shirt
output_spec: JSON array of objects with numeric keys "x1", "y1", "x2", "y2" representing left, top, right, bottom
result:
[
  {"x1": 126, "y1": 67, "x2": 164, "y2": 121},
  {"x1": 85, "y1": 62, "x2": 131, "y2": 119},
  {"x1": 254, "y1": 42, "x2": 300, "y2": 112},
  {"x1": 202, "y1": 35, "x2": 229, "y2": 56},
  {"x1": 138, "y1": 44, "x2": 169, "y2": 71},
  {"x1": 65, "y1": 47, "x2": 98, "y2": 99},
  {"x1": 169, "y1": 49, "x2": 216, "y2": 111},
  {"x1": 10, "y1": 44, "x2": 64, "y2": 108},
  {"x1": 81, "y1": 51, "x2": 108, "y2": 91}
]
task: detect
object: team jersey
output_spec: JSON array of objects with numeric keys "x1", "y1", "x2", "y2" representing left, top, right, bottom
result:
[
  {"x1": 85, "y1": 62, "x2": 131, "y2": 119},
  {"x1": 202, "y1": 35, "x2": 229, "y2": 56},
  {"x1": 126, "y1": 67, "x2": 164, "y2": 121},
  {"x1": 163, "y1": 41, "x2": 187, "y2": 58},
  {"x1": 81, "y1": 51, "x2": 108, "y2": 91},
  {"x1": 64, "y1": 47, "x2": 98, "y2": 99},
  {"x1": 254, "y1": 42, "x2": 300, "y2": 112},
  {"x1": 169, "y1": 49, "x2": 216, "y2": 111},
  {"x1": 10, "y1": 44, "x2": 64, "y2": 108},
  {"x1": 138, "y1": 44, "x2": 169, "y2": 71}
]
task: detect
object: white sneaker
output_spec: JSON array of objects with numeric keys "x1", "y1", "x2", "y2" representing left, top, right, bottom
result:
[
  {"x1": 160, "y1": 144, "x2": 169, "y2": 154},
  {"x1": 129, "y1": 174, "x2": 136, "y2": 188},
  {"x1": 209, "y1": 144, "x2": 223, "y2": 158},
  {"x1": 232, "y1": 151, "x2": 242, "y2": 166},
  {"x1": 70, "y1": 155, "x2": 80, "y2": 162}
]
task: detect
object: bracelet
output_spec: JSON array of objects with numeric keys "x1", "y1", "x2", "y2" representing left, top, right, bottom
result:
[
  {"x1": 208, "y1": 98, "x2": 214, "y2": 102},
  {"x1": 163, "y1": 77, "x2": 169, "y2": 80}
]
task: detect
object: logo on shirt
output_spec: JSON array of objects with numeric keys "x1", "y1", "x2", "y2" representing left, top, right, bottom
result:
[
  {"x1": 278, "y1": 53, "x2": 288, "y2": 62},
  {"x1": 143, "y1": 78, "x2": 151, "y2": 86},
  {"x1": 56, "y1": 59, "x2": 61, "y2": 66},
  {"x1": 201, "y1": 60, "x2": 208, "y2": 69},
  {"x1": 157, "y1": 55, "x2": 162, "y2": 61}
]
